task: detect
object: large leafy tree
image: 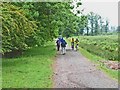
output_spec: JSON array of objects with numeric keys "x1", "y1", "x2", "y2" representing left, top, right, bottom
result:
[{"x1": 2, "y1": 3, "x2": 37, "y2": 54}]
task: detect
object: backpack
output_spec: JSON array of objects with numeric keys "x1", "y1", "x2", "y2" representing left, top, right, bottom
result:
[
  {"x1": 61, "y1": 40, "x2": 67, "y2": 47},
  {"x1": 75, "y1": 39, "x2": 79, "y2": 43}
]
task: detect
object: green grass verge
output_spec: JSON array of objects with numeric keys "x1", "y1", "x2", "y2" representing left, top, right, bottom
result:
[
  {"x1": 2, "y1": 42, "x2": 56, "y2": 88},
  {"x1": 79, "y1": 47, "x2": 118, "y2": 81}
]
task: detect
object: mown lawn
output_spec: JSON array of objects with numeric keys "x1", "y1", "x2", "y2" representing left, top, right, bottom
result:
[{"x1": 2, "y1": 42, "x2": 56, "y2": 88}]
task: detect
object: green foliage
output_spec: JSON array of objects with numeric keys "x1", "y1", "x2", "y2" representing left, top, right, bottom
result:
[
  {"x1": 79, "y1": 35, "x2": 118, "y2": 61},
  {"x1": 2, "y1": 1, "x2": 84, "y2": 54},
  {"x1": 2, "y1": 3, "x2": 37, "y2": 54},
  {"x1": 77, "y1": 2, "x2": 82, "y2": 7},
  {"x1": 105, "y1": 20, "x2": 109, "y2": 33}
]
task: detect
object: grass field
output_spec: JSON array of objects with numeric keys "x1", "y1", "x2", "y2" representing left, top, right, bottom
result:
[{"x1": 2, "y1": 42, "x2": 56, "y2": 88}]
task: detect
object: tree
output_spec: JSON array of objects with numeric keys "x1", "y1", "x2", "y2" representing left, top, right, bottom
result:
[
  {"x1": 2, "y1": 3, "x2": 37, "y2": 54},
  {"x1": 105, "y1": 19, "x2": 109, "y2": 33},
  {"x1": 88, "y1": 12, "x2": 95, "y2": 36},
  {"x1": 99, "y1": 17, "x2": 104, "y2": 34},
  {"x1": 94, "y1": 14, "x2": 101, "y2": 35}
]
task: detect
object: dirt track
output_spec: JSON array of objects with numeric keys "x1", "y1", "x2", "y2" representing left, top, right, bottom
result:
[{"x1": 53, "y1": 45, "x2": 118, "y2": 88}]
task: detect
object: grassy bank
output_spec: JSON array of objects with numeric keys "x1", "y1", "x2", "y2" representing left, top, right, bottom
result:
[
  {"x1": 2, "y1": 42, "x2": 56, "y2": 88},
  {"x1": 79, "y1": 35, "x2": 118, "y2": 61},
  {"x1": 79, "y1": 47, "x2": 118, "y2": 81}
]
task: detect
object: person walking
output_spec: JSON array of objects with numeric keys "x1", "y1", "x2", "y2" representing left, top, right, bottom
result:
[
  {"x1": 60, "y1": 38, "x2": 67, "y2": 55},
  {"x1": 71, "y1": 38, "x2": 74, "y2": 50},
  {"x1": 56, "y1": 38, "x2": 61, "y2": 51},
  {"x1": 75, "y1": 38, "x2": 79, "y2": 51}
]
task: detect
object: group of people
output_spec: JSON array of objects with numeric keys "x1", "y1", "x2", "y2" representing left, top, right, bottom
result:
[
  {"x1": 56, "y1": 37, "x2": 79, "y2": 55},
  {"x1": 56, "y1": 37, "x2": 67, "y2": 55},
  {"x1": 71, "y1": 38, "x2": 79, "y2": 51}
]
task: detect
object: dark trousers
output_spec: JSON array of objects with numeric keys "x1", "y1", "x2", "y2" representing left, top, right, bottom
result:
[{"x1": 57, "y1": 44, "x2": 60, "y2": 51}]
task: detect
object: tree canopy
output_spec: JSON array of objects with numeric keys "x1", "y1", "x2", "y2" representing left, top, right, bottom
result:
[{"x1": 2, "y1": 2, "x2": 85, "y2": 54}]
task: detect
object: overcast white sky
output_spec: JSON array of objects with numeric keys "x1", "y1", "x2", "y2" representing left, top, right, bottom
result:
[{"x1": 77, "y1": 0, "x2": 119, "y2": 27}]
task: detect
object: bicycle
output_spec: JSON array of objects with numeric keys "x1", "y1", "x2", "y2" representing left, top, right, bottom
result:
[
  {"x1": 75, "y1": 44, "x2": 79, "y2": 51},
  {"x1": 71, "y1": 42, "x2": 74, "y2": 50}
]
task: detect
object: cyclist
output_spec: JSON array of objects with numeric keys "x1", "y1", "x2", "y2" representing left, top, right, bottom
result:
[
  {"x1": 71, "y1": 38, "x2": 74, "y2": 50},
  {"x1": 56, "y1": 38, "x2": 61, "y2": 51},
  {"x1": 75, "y1": 38, "x2": 79, "y2": 51}
]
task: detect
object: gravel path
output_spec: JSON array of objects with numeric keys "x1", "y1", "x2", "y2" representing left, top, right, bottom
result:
[{"x1": 53, "y1": 45, "x2": 118, "y2": 88}]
